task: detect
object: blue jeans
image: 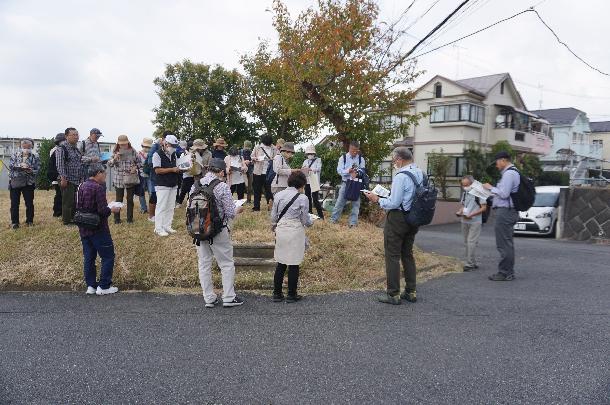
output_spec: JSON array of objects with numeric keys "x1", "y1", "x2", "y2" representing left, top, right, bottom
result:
[
  {"x1": 81, "y1": 231, "x2": 115, "y2": 289},
  {"x1": 331, "y1": 182, "x2": 361, "y2": 226}
]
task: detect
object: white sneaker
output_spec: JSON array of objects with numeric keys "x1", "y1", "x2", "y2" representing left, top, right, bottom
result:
[
  {"x1": 96, "y1": 286, "x2": 118, "y2": 295},
  {"x1": 175, "y1": 203, "x2": 181, "y2": 209},
  {"x1": 155, "y1": 230, "x2": 169, "y2": 237},
  {"x1": 86, "y1": 286, "x2": 96, "y2": 295},
  {"x1": 165, "y1": 228, "x2": 177, "y2": 234},
  {"x1": 148, "y1": 216, "x2": 155, "y2": 223}
]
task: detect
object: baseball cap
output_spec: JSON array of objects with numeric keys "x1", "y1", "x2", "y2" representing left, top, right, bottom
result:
[
  {"x1": 165, "y1": 135, "x2": 179, "y2": 146},
  {"x1": 90, "y1": 128, "x2": 103, "y2": 137},
  {"x1": 493, "y1": 151, "x2": 512, "y2": 161}
]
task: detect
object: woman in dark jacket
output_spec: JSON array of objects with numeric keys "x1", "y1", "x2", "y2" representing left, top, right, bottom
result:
[{"x1": 77, "y1": 164, "x2": 121, "y2": 295}]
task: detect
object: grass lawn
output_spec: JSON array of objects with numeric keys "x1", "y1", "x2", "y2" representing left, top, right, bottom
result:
[{"x1": 0, "y1": 189, "x2": 460, "y2": 293}]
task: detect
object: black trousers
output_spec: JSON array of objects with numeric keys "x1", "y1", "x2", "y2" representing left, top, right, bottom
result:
[
  {"x1": 273, "y1": 263, "x2": 299, "y2": 297},
  {"x1": 231, "y1": 183, "x2": 246, "y2": 200},
  {"x1": 252, "y1": 174, "x2": 272, "y2": 210},
  {"x1": 178, "y1": 177, "x2": 195, "y2": 205},
  {"x1": 305, "y1": 184, "x2": 324, "y2": 218},
  {"x1": 175, "y1": 176, "x2": 183, "y2": 203},
  {"x1": 53, "y1": 184, "x2": 63, "y2": 217},
  {"x1": 384, "y1": 210, "x2": 418, "y2": 296},
  {"x1": 115, "y1": 187, "x2": 135, "y2": 222},
  {"x1": 10, "y1": 185, "x2": 35, "y2": 225}
]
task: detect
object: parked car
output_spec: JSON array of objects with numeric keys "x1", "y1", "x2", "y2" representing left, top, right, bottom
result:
[{"x1": 514, "y1": 186, "x2": 567, "y2": 236}]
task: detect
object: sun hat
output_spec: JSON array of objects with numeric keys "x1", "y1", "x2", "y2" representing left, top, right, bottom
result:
[
  {"x1": 213, "y1": 138, "x2": 228, "y2": 147},
  {"x1": 305, "y1": 145, "x2": 316, "y2": 155},
  {"x1": 192, "y1": 139, "x2": 208, "y2": 150},
  {"x1": 141, "y1": 138, "x2": 153, "y2": 148},
  {"x1": 165, "y1": 134, "x2": 179, "y2": 146},
  {"x1": 276, "y1": 138, "x2": 286, "y2": 147},
  {"x1": 117, "y1": 134, "x2": 130, "y2": 145},
  {"x1": 281, "y1": 142, "x2": 295, "y2": 153}
]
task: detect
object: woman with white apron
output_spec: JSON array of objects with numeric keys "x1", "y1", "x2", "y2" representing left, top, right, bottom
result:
[{"x1": 271, "y1": 171, "x2": 314, "y2": 303}]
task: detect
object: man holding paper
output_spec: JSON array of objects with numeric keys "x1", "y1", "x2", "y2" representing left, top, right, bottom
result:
[{"x1": 457, "y1": 175, "x2": 487, "y2": 271}]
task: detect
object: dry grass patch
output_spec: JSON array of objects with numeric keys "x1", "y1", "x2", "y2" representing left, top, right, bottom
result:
[{"x1": 0, "y1": 190, "x2": 460, "y2": 293}]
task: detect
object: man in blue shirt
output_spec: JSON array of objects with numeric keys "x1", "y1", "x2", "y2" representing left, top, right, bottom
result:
[
  {"x1": 366, "y1": 147, "x2": 422, "y2": 305},
  {"x1": 330, "y1": 141, "x2": 366, "y2": 227},
  {"x1": 483, "y1": 151, "x2": 520, "y2": 281}
]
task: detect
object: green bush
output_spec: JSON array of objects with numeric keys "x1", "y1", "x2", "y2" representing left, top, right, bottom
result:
[
  {"x1": 537, "y1": 171, "x2": 569, "y2": 186},
  {"x1": 35, "y1": 138, "x2": 55, "y2": 190}
]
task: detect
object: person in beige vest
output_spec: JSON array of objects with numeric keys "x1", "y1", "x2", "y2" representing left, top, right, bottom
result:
[
  {"x1": 272, "y1": 142, "x2": 299, "y2": 195},
  {"x1": 271, "y1": 171, "x2": 313, "y2": 303}
]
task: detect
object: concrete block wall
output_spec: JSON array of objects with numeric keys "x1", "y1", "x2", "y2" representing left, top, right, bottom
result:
[{"x1": 557, "y1": 187, "x2": 610, "y2": 241}]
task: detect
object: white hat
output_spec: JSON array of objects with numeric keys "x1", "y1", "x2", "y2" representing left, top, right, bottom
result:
[
  {"x1": 165, "y1": 135, "x2": 179, "y2": 146},
  {"x1": 305, "y1": 145, "x2": 316, "y2": 155}
]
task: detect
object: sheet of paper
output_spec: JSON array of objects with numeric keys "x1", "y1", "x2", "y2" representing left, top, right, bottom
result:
[
  {"x1": 176, "y1": 153, "x2": 193, "y2": 170},
  {"x1": 371, "y1": 184, "x2": 391, "y2": 198},
  {"x1": 108, "y1": 201, "x2": 124, "y2": 209},
  {"x1": 234, "y1": 199, "x2": 247, "y2": 208},
  {"x1": 309, "y1": 214, "x2": 320, "y2": 220},
  {"x1": 100, "y1": 152, "x2": 112, "y2": 162},
  {"x1": 468, "y1": 180, "x2": 492, "y2": 200}
]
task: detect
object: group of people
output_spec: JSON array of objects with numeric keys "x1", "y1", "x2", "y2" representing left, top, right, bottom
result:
[{"x1": 7, "y1": 126, "x2": 521, "y2": 304}]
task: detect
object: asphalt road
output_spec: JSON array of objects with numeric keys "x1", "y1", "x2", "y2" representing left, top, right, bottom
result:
[{"x1": 1, "y1": 223, "x2": 609, "y2": 404}]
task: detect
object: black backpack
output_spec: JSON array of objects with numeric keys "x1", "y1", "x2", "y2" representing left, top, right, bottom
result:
[
  {"x1": 474, "y1": 195, "x2": 493, "y2": 224},
  {"x1": 507, "y1": 167, "x2": 536, "y2": 211},
  {"x1": 47, "y1": 149, "x2": 59, "y2": 182},
  {"x1": 262, "y1": 149, "x2": 276, "y2": 185},
  {"x1": 342, "y1": 154, "x2": 369, "y2": 190},
  {"x1": 185, "y1": 179, "x2": 223, "y2": 245},
  {"x1": 398, "y1": 171, "x2": 438, "y2": 227}
]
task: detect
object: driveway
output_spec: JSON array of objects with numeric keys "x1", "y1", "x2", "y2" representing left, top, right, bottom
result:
[{"x1": 1, "y1": 223, "x2": 609, "y2": 404}]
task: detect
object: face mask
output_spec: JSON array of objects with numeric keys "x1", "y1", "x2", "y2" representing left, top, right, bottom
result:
[
  {"x1": 307, "y1": 154, "x2": 315, "y2": 159},
  {"x1": 22, "y1": 148, "x2": 32, "y2": 154},
  {"x1": 166, "y1": 146, "x2": 176, "y2": 155},
  {"x1": 463, "y1": 186, "x2": 472, "y2": 192}
]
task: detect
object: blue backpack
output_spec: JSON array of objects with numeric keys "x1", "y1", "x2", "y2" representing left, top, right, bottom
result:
[
  {"x1": 397, "y1": 171, "x2": 437, "y2": 227},
  {"x1": 342, "y1": 154, "x2": 368, "y2": 201},
  {"x1": 262, "y1": 149, "x2": 276, "y2": 185}
]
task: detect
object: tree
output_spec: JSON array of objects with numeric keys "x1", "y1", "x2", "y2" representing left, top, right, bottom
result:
[
  {"x1": 463, "y1": 141, "x2": 492, "y2": 183},
  {"x1": 152, "y1": 60, "x2": 256, "y2": 146},
  {"x1": 35, "y1": 138, "x2": 55, "y2": 190},
  {"x1": 427, "y1": 149, "x2": 452, "y2": 200},
  {"x1": 247, "y1": 0, "x2": 425, "y2": 177},
  {"x1": 518, "y1": 153, "x2": 543, "y2": 180}
]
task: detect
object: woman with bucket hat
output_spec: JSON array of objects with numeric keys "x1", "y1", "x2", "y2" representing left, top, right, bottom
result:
[
  {"x1": 107, "y1": 134, "x2": 141, "y2": 224},
  {"x1": 302, "y1": 145, "x2": 324, "y2": 219},
  {"x1": 177, "y1": 139, "x2": 211, "y2": 206},
  {"x1": 272, "y1": 142, "x2": 299, "y2": 195},
  {"x1": 212, "y1": 138, "x2": 228, "y2": 160},
  {"x1": 138, "y1": 137, "x2": 153, "y2": 214}
]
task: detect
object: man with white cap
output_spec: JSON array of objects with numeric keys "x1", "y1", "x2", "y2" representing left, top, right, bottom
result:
[
  {"x1": 302, "y1": 145, "x2": 324, "y2": 219},
  {"x1": 152, "y1": 134, "x2": 181, "y2": 236}
]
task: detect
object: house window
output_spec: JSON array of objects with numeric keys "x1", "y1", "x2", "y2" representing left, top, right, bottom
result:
[
  {"x1": 515, "y1": 132, "x2": 525, "y2": 142},
  {"x1": 500, "y1": 81, "x2": 505, "y2": 94},
  {"x1": 435, "y1": 83, "x2": 442, "y2": 98},
  {"x1": 427, "y1": 155, "x2": 467, "y2": 178},
  {"x1": 430, "y1": 104, "x2": 485, "y2": 124},
  {"x1": 372, "y1": 161, "x2": 393, "y2": 184}
]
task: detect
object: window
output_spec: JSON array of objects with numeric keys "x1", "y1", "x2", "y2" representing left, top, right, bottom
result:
[
  {"x1": 426, "y1": 155, "x2": 467, "y2": 178},
  {"x1": 515, "y1": 132, "x2": 525, "y2": 142},
  {"x1": 372, "y1": 161, "x2": 393, "y2": 184},
  {"x1": 500, "y1": 81, "x2": 505, "y2": 94},
  {"x1": 429, "y1": 103, "x2": 485, "y2": 124},
  {"x1": 572, "y1": 132, "x2": 578, "y2": 144},
  {"x1": 435, "y1": 82, "x2": 442, "y2": 98}
]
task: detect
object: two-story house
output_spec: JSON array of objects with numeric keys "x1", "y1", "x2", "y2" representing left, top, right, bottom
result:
[
  {"x1": 530, "y1": 108, "x2": 604, "y2": 182},
  {"x1": 396, "y1": 73, "x2": 551, "y2": 197},
  {"x1": 589, "y1": 121, "x2": 610, "y2": 171}
]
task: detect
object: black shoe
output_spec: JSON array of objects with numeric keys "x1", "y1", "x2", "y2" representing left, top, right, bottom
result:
[
  {"x1": 400, "y1": 290, "x2": 417, "y2": 303},
  {"x1": 252, "y1": 207, "x2": 261, "y2": 212},
  {"x1": 126, "y1": 219, "x2": 134, "y2": 224},
  {"x1": 286, "y1": 295, "x2": 302, "y2": 303},
  {"x1": 488, "y1": 272, "x2": 514, "y2": 281},
  {"x1": 10, "y1": 223, "x2": 19, "y2": 230},
  {"x1": 463, "y1": 265, "x2": 476, "y2": 272},
  {"x1": 223, "y1": 296, "x2": 244, "y2": 307},
  {"x1": 53, "y1": 213, "x2": 62, "y2": 217},
  {"x1": 377, "y1": 293, "x2": 401, "y2": 305},
  {"x1": 25, "y1": 222, "x2": 34, "y2": 227},
  {"x1": 272, "y1": 294, "x2": 284, "y2": 302},
  {"x1": 205, "y1": 298, "x2": 220, "y2": 308},
  {"x1": 114, "y1": 218, "x2": 122, "y2": 224}
]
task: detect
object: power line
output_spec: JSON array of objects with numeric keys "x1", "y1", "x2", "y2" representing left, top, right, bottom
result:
[{"x1": 530, "y1": 9, "x2": 609, "y2": 76}]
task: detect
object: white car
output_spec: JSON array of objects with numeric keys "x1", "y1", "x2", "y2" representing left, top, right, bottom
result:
[{"x1": 513, "y1": 186, "x2": 568, "y2": 236}]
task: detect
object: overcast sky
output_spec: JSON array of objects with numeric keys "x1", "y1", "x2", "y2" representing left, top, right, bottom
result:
[{"x1": 1, "y1": 0, "x2": 609, "y2": 148}]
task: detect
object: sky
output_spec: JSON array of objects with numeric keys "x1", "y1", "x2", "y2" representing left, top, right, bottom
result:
[{"x1": 1, "y1": 0, "x2": 610, "y2": 148}]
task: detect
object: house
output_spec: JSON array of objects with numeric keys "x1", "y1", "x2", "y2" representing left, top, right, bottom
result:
[
  {"x1": 401, "y1": 73, "x2": 552, "y2": 197},
  {"x1": 530, "y1": 108, "x2": 604, "y2": 183},
  {"x1": 590, "y1": 121, "x2": 610, "y2": 171},
  {"x1": 0, "y1": 136, "x2": 115, "y2": 190}
]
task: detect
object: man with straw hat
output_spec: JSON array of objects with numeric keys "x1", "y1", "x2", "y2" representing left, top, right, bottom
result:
[{"x1": 212, "y1": 138, "x2": 228, "y2": 160}]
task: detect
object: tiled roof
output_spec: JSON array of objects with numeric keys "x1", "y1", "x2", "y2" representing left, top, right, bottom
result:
[
  {"x1": 455, "y1": 73, "x2": 509, "y2": 96},
  {"x1": 590, "y1": 121, "x2": 610, "y2": 132},
  {"x1": 529, "y1": 108, "x2": 584, "y2": 126}
]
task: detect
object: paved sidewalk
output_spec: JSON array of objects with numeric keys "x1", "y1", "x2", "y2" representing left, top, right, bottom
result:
[{"x1": 1, "y1": 224, "x2": 609, "y2": 404}]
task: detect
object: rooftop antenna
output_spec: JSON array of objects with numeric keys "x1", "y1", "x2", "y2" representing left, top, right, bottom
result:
[{"x1": 538, "y1": 83, "x2": 543, "y2": 109}]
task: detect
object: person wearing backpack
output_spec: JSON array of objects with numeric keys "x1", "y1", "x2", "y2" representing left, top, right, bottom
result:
[
  {"x1": 483, "y1": 151, "x2": 522, "y2": 281},
  {"x1": 301, "y1": 145, "x2": 324, "y2": 219},
  {"x1": 56, "y1": 127, "x2": 86, "y2": 226},
  {"x1": 48, "y1": 133, "x2": 66, "y2": 217},
  {"x1": 365, "y1": 147, "x2": 422, "y2": 305},
  {"x1": 79, "y1": 128, "x2": 103, "y2": 174},
  {"x1": 272, "y1": 142, "x2": 299, "y2": 195},
  {"x1": 458, "y1": 175, "x2": 488, "y2": 272},
  {"x1": 251, "y1": 134, "x2": 276, "y2": 211},
  {"x1": 330, "y1": 141, "x2": 366, "y2": 228},
  {"x1": 193, "y1": 158, "x2": 245, "y2": 308},
  {"x1": 271, "y1": 171, "x2": 314, "y2": 303}
]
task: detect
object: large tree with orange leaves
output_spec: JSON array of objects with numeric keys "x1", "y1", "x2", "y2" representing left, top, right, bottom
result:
[{"x1": 242, "y1": 0, "x2": 424, "y2": 174}]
